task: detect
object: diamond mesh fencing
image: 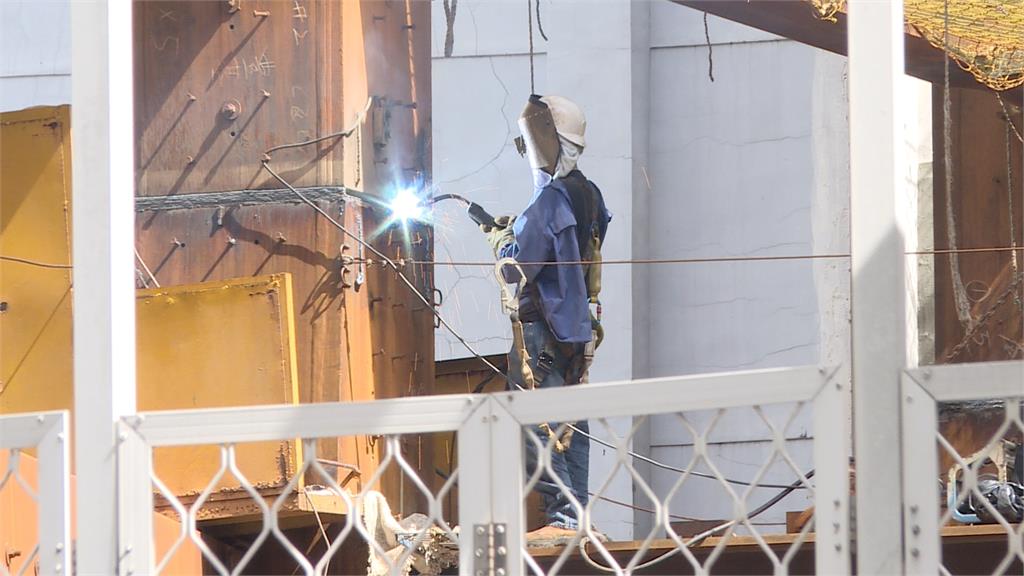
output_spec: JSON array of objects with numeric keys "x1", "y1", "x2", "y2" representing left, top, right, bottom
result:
[
  {"x1": 520, "y1": 401, "x2": 827, "y2": 575},
  {"x1": 936, "y1": 398, "x2": 1024, "y2": 575},
  {"x1": 147, "y1": 434, "x2": 459, "y2": 576},
  {"x1": 0, "y1": 449, "x2": 40, "y2": 576}
]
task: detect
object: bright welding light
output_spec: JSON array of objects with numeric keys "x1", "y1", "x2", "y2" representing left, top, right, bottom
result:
[{"x1": 388, "y1": 188, "x2": 426, "y2": 223}]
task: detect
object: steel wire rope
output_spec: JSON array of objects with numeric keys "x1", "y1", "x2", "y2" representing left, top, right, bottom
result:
[
  {"x1": 259, "y1": 157, "x2": 814, "y2": 494},
  {"x1": 575, "y1": 470, "x2": 815, "y2": 573}
]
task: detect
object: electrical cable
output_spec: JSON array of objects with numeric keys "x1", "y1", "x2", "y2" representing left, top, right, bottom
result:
[
  {"x1": 576, "y1": 470, "x2": 815, "y2": 573},
  {"x1": 0, "y1": 255, "x2": 73, "y2": 270},
  {"x1": 263, "y1": 97, "x2": 373, "y2": 158}
]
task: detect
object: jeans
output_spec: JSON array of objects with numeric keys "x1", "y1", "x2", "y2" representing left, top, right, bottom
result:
[{"x1": 508, "y1": 321, "x2": 589, "y2": 530}]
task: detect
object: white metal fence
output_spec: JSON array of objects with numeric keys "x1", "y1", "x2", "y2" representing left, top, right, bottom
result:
[
  {"x1": 115, "y1": 365, "x2": 850, "y2": 575},
  {"x1": 901, "y1": 361, "x2": 1024, "y2": 576},
  {"x1": 0, "y1": 411, "x2": 70, "y2": 576}
]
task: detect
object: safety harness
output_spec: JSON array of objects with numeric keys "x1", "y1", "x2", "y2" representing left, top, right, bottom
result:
[{"x1": 497, "y1": 172, "x2": 606, "y2": 453}]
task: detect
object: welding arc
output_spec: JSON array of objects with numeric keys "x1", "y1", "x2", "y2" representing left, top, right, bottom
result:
[{"x1": 261, "y1": 157, "x2": 804, "y2": 495}]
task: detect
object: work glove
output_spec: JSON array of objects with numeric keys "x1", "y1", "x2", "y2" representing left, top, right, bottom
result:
[{"x1": 482, "y1": 215, "x2": 516, "y2": 257}]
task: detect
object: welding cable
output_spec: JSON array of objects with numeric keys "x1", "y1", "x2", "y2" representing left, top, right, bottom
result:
[
  {"x1": 575, "y1": 469, "x2": 815, "y2": 573},
  {"x1": 263, "y1": 97, "x2": 374, "y2": 158}
]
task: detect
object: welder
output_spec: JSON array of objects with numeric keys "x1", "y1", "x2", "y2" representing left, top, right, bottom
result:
[{"x1": 482, "y1": 94, "x2": 611, "y2": 545}]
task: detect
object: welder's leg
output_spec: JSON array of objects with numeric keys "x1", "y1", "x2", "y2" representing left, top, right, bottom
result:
[
  {"x1": 565, "y1": 419, "x2": 590, "y2": 509},
  {"x1": 509, "y1": 321, "x2": 582, "y2": 530}
]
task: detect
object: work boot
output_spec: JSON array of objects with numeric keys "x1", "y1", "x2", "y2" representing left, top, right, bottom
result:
[{"x1": 526, "y1": 525, "x2": 579, "y2": 548}]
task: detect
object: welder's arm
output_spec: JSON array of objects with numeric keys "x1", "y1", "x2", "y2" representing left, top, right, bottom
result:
[{"x1": 498, "y1": 213, "x2": 554, "y2": 284}]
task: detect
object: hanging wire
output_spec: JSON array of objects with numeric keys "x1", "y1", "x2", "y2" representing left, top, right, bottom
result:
[
  {"x1": 703, "y1": 12, "x2": 715, "y2": 82},
  {"x1": 527, "y1": 0, "x2": 535, "y2": 94},
  {"x1": 534, "y1": 0, "x2": 549, "y2": 42}
]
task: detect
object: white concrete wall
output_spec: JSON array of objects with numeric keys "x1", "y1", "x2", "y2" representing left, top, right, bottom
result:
[{"x1": 0, "y1": 1, "x2": 71, "y2": 113}]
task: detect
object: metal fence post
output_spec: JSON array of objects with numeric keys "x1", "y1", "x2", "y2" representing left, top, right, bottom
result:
[
  {"x1": 36, "y1": 412, "x2": 71, "y2": 576},
  {"x1": 458, "y1": 398, "x2": 493, "y2": 574},
  {"x1": 71, "y1": 0, "x2": 137, "y2": 572},
  {"x1": 490, "y1": 396, "x2": 524, "y2": 574},
  {"x1": 117, "y1": 420, "x2": 154, "y2": 576},
  {"x1": 900, "y1": 371, "x2": 941, "y2": 575},
  {"x1": 457, "y1": 396, "x2": 524, "y2": 575},
  {"x1": 812, "y1": 370, "x2": 851, "y2": 575},
  {"x1": 848, "y1": 0, "x2": 909, "y2": 573}
]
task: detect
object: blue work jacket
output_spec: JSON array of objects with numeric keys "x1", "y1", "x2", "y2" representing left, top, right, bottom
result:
[{"x1": 499, "y1": 170, "x2": 610, "y2": 343}]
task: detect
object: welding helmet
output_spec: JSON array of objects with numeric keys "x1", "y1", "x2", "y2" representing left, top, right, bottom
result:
[{"x1": 515, "y1": 95, "x2": 586, "y2": 174}]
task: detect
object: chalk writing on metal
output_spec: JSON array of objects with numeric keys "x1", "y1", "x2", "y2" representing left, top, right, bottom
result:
[
  {"x1": 290, "y1": 106, "x2": 308, "y2": 121},
  {"x1": 152, "y1": 35, "x2": 180, "y2": 56},
  {"x1": 293, "y1": 28, "x2": 308, "y2": 46},
  {"x1": 159, "y1": 9, "x2": 178, "y2": 22},
  {"x1": 293, "y1": 1, "x2": 308, "y2": 20}
]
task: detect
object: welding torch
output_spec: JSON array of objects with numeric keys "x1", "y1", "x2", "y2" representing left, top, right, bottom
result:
[{"x1": 427, "y1": 193, "x2": 504, "y2": 229}]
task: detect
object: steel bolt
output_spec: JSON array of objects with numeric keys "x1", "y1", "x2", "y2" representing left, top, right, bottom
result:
[
  {"x1": 476, "y1": 526, "x2": 486, "y2": 535},
  {"x1": 910, "y1": 505, "x2": 919, "y2": 514},
  {"x1": 261, "y1": 89, "x2": 271, "y2": 98},
  {"x1": 496, "y1": 569, "x2": 506, "y2": 576},
  {"x1": 55, "y1": 564, "x2": 62, "y2": 573},
  {"x1": 474, "y1": 548, "x2": 483, "y2": 558},
  {"x1": 187, "y1": 92, "x2": 197, "y2": 102},
  {"x1": 37, "y1": 414, "x2": 45, "y2": 423},
  {"x1": 220, "y1": 101, "x2": 241, "y2": 121},
  {"x1": 911, "y1": 548, "x2": 920, "y2": 558},
  {"x1": 56, "y1": 543, "x2": 63, "y2": 552},
  {"x1": 57, "y1": 433, "x2": 65, "y2": 443},
  {"x1": 912, "y1": 525, "x2": 920, "y2": 536},
  {"x1": 834, "y1": 543, "x2": 842, "y2": 552},
  {"x1": 227, "y1": 236, "x2": 237, "y2": 246},
  {"x1": 497, "y1": 546, "x2": 507, "y2": 556},
  {"x1": 495, "y1": 524, "x2": 505, "y2": 534}
]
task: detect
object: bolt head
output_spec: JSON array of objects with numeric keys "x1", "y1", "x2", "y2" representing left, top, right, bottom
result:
[
  {"x1": 474, "y1": 549, "x2": 483, "y2": 558},
  {"x1": 476, "y1": 526, "x2": 486, "y2": 535}
]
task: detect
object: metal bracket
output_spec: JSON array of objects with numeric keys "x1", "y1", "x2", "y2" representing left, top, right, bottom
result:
[{"x1": 472, "y1": 523, "x2": 507, "y2": 576}]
